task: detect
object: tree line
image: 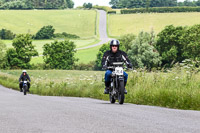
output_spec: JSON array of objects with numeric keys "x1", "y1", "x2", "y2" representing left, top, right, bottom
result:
[
  {"x1": 109, "y1": 0, "x2": 200, "y2": 9},
  {"x1": 0, "y1": 0, "x2": 74, "y2": 9}
]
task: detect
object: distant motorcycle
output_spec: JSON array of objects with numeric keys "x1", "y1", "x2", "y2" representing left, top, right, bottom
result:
[
  {"x1": 107, "y1": 62, "x2": 126, "y2": 104},
  {"x1": 22, "y1": 81, "x2": 28, "y2": 95}
]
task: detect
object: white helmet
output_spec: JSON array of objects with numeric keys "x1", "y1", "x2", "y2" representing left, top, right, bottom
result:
[{"x1": 22, "y1": 70, "x2": 27, "y2": 73}]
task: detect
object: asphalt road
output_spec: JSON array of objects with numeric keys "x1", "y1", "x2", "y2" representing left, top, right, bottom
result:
[
  {"x1": 77, "y1": 10, "x2": 111, "y2": 50},
  {"x1": 0, "y1": 85, "x2": 200, "y2": 133}
]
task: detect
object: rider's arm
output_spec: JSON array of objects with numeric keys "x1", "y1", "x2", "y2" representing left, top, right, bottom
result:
[
  {"x1": 101, "y1": 51, "x2": 109, "y2": 67},
  {"x1": 27, "y1": 74, "x2": 31, "y2": 82},
  {"x1": 121, "y1": 52, "x2": 132, "y2": 68},
  {"x1": 19, "y1": 75, "x2": 22, "y2": 82}
]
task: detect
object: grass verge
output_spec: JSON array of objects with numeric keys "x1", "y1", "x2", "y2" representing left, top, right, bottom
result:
[{"x1": 0, "y1": 69, "x2": 199, "y2": 110}]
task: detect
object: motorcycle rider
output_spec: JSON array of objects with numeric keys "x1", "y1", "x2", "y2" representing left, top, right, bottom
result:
[
  {"x1": 19, "y1": 70, "x2": 31, "y2": 92},
  {"x1": 102, "y1": 39, "x2": 132, "y2": 94}
]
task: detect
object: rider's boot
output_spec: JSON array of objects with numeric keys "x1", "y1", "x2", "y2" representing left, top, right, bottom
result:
[
  {"x1": 19, "y1": 83, "x2": 22, "y2": 92},
  {"x1": 124, "y1": 81, "x2": 127, "y2": 94},
  {"x1": 104, "y1": 81, "x2": 110, "y2": 94}
]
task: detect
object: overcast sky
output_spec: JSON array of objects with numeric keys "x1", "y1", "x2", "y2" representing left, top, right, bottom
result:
[{"x1": 73, "y1": 0, "x2": 187, "y2": 7}]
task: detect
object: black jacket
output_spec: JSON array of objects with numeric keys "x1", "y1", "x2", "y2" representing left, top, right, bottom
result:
[
  {"x1": 101, "y1": 50, "x2": 132, "y2": 67},
  {"x1": 19, "y1": 73, "x2": 31, "y2": 82}
]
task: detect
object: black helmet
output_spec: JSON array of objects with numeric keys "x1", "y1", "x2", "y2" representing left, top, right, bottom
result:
[
  {"x1": 110, "y1": 39, "x2": 120, "y2": 46},
  {"x1": 110, "y1": 39, "x2": 120, "y2": 50}
]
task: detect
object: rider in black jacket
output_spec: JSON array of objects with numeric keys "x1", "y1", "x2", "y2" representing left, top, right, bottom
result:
[
  {"x1": 102, "y1": 39, "x2": 132, "y2": 94},
  {"x1": 19, "y1": 70, "x2": 31, "y2": 92}
]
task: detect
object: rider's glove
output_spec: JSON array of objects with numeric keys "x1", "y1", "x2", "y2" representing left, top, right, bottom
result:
[
  {"x1": 103, "y1": 65, "x2": 107, "y2": 69},
  {"x1": 127, "y1": 63, "x2": 133, "y2": 69}
]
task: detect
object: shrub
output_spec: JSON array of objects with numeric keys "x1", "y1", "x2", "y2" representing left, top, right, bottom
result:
[
  {"x1": 128, "y1": 31, "x2": 161, "y2": 69},
  {"x1": 35, "y1": 25, "x2": 55, "y2": 39},
  {"x1": 43, "y1": 40, "x2": 78, "y2": 69},
  {"x1": 54, "y1": 32, "x2": 80, "y2": 39},
  {"x1": 94, "y1": 43, "x2": 110, "y2": 70},
  {"x1": 156, "y1": 24, "x2": 200, "y2": 67},
  {"x1": 6, "y1": 34, "x2": 38, "y2": 69},
  {"x1": 0, "y1": 29, "x2": 15, "y2": 40},
  {"x1": 107, "y1": 11, "x2": 116, "y2": 14},
  {"x1": 0, "y1": 40, "x2": 7, "y2": 68}
]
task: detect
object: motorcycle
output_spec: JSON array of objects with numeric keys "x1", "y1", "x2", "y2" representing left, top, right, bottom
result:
[
  {"x1": 22, "y1": 81, "x2": 28, "y2": 95},
  {"x1": 107, "y1": 62, "x2": 126, "y2": 104}
]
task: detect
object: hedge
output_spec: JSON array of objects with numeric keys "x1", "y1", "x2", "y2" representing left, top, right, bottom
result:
[{"x1": 121, "y1": 6, "x2": 200, "y2": 14}]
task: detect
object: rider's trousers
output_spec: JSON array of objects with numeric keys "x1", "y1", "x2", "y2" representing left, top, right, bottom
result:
[{"x1": 104, "y1": 70, "x2": 128, "y2": 83}]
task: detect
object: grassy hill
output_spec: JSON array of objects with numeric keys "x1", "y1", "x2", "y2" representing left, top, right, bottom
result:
[
  {"x1": 0, "y1": 10, "x2": 97, "y2": 38},
  {"x1": 108, "y1": 12, "x2": 200, "y2": 37}
]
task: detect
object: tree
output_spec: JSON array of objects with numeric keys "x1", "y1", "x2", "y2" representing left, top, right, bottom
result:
[
  {"x1": 83, "y1": 2, "x2": 92, "y2": 9},
  {"x1": 35, "y1": 25, "x2": 55, "y2": 39},
  {"x1": 43, "y1": 40, "x2": 78, "y2": 69},
  {"x1": 0, "y1": 28, "x2": 15, "y2": 40},
  {"x1": 156, "y1": 25, "x2": 186, "y2": 66},
  {"x1": 95, "y1": 43, "x2": 110, "y2": 70},
  {"x1": 109, "y1": 0, "x2": 119, "y2": 8},
  {"x1": 6, "y1": 34, "x2": 38, "y2": 69},
  {"x1": 0, "y1": 40, "x2": 7, "y2": 68},
  {"x1": 128, "y1": 31, "x2": 161, "y2": 69},
  {"x1": 119, "y1": 33, "x2": 136, "y2": 53}
]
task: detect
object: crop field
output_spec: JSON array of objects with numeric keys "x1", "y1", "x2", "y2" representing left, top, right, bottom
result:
[
  {"x1": 0, "y1": 68, "x2": 200, "y2": 110},
  {"x1": 0, "y1": 10, "x2": 97, "y2": 38},
  {"x1": 108, "y1": 12, "x2": 200, "y2": 37}
]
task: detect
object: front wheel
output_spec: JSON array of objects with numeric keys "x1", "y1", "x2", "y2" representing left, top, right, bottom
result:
[
  {"x1": 23, "y1": 86, "x2": 27, "y2": 95},
  {"x1": 118, "y1": 80, "x2": 124, "y2": 104},
  {"x1": 109, "y1": 94, "x2": 116, "y2": 104}
]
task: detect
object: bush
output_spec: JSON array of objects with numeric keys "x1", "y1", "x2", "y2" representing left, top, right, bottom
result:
[
  {"x1": 74, "y1": 61, "x2": 95, "y2": 70},
  {"x1": 54, "y1": 32, "x2": 80, "y2": 39},
  {"x1": 6, "y1": 34, "x2": 38, "y2": 69},
  {"x1": 128, "y1": 31, "x2": 161, "y2": 69},
  {"x1": 93, "y1": 5, "x2": 112, "y2": 12},
  {"x1": 119, "y1": 34, "x2": 136, "y2": 53},
  {"x1": 107, "y1": 11, "x2": 116, "y2": 14},
  {"x1": 43, "y1": 40, "x2": 78, "y2": 69},
  {"x1": 35, "y1": 25, "x2": 55, "y2": 39},
  {"x1": 156, "y1": 24, "x2": 200, "y2": 67},
  {"x1": 0, "y1": 29, "x2": 15, "y2": 40},
  {"x1": 0, "y1": 40, "x2": 7, "y2": 68},
  {"x1": 94, "y1": 43, "x2": 110, "y2": 70}
]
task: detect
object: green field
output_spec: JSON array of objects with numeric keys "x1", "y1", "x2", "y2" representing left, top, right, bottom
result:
[
  {"x1": 108, "y1": 12, "x2": 200, "y2": 37},
  {"x1": 3, "y1": 39, "x2": 99, "y2": 55},
  {"x1": 0, "y1": 10, "x2": 97, "y2": 38}
]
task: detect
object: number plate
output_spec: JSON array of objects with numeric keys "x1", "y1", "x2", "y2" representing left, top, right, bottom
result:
[{"x1": 115, "y1": 67, "x2": 123, "y2": 75}]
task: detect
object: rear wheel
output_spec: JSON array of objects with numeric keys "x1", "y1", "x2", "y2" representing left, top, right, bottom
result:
[
  {"x1": 118, "y1": 81, "x2": 124, "y2": 104},
  {"x1": 109, "y1": 94, "x2": 116, "y2": 104}
]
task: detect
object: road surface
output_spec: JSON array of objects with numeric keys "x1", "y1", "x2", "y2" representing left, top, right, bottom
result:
[
  {"x1": 77, "y1": 10, "x2": 111, "y2": 50},
  {"x1": 0, "y1": 85, "x2": 200, "y2": 133}
]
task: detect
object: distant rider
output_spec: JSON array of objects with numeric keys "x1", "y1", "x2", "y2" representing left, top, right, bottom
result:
[
  {"x1": 19, "y1": 70, "x2": 31, "y2": 92},
  {"x1": 102, "y1": 39, "x2": 132, "y2": 94}
]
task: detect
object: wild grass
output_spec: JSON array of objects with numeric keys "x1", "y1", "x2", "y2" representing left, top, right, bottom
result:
[
  {"x1": 0, "y1": 10, "x2": 96, "y2": 38},
  {"x1": 108, "y1": 12, "x2": 200, "y2": 37},
  {"x1": 0, "y1": 67, "x2": 200, "y2": 110}
]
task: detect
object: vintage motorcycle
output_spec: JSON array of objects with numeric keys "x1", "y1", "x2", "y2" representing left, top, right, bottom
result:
[{"x1": 107, "y1": 62, "x2": 126, "y2": 104}]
